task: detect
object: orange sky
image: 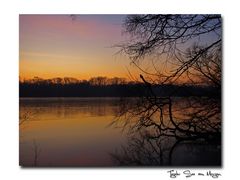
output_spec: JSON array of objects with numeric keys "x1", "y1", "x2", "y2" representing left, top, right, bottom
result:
[
  {"x1": 19, "y1": 15, "x2": 221, "y2": 85},
  {"x1": 19, "y1": 15, "x2": 142, "y2": 80}
]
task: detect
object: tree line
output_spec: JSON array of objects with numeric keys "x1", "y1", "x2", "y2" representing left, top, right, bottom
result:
[
  {"x1": 20, "y1": 76, "x2": 129, "y2": 86},
  {"x1": 19, "y1": 76, "x2": 218, "y2": 97}
]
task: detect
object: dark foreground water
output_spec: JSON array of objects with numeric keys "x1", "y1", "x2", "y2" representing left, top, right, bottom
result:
[{"x1": 19, "y1": 97, "x2": 221, "y2": 167}]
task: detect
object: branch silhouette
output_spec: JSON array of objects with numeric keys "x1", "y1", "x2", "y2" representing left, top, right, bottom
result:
[{"x1": 110, "y1": 15, "x2": 221, "y2": 166}]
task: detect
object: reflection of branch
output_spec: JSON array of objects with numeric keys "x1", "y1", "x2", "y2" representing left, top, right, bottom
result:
[
  {"x1": 110, "y1": 75, "x2": 221, "y2": 165},
  {"x1": 110, "y1": 132, "x2": 168, "y2": 166},
  {"x1": 32, "y1": 140, "x2": 41, "y2": 166},
  {"x1": 111, "y1": 15, "x2": 221, "y2": 166},
  {"x1": 19, "y1": 109, "x2": 39, "y2": 126},
  {"x1": 19, "y1": 111, "x2": 31, "y2": 126}
]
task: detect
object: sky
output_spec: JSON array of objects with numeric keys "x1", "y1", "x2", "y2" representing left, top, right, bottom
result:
[
  {"x1": 19, "y1": 15, "x2": 221, "y2": 83},
  {"x1": 19, "y1": 15, "x2": 137, "y2": 80}
]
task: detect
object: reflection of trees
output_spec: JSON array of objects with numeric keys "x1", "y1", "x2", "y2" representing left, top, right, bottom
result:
[
  {"x1": 19, "y1": 111, "x2": 31, "y2": 126},
  {"x1": 19, "y1": 110, "x2": 42, "y2": 166},
  {"x1": 111, "y1": 92, "x2": 221, "y2": 165},
  {"x1": 19, "y1": 108, "x2": 39, "y2": 126},
  {"x1": 110, "y1": 15, "x2": 221, "y2": 166},
  {"x1": 20, "y1": 98, "x2": 121, "y2": 119},
  {"x1": 32, "y1": 139, "x2": 41, "y2": 166}
]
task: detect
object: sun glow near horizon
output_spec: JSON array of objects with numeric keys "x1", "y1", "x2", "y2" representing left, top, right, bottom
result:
[
  {"x1": 19, "y1": 15, "x2": 208, "y2": 84},
  {"x1": 19, "y1": 15, "x2": 141, "y2": 81}
]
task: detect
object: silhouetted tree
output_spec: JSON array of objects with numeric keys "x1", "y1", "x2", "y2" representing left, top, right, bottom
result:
[
  {"x1": 110, "y1": 15, "x2": 221, "y2": 166},
  {"x1": 119, "y1": 15, "x2": 221, "y2": 86}
]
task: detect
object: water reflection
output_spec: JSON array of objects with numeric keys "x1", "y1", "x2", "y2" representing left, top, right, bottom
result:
[
  {"x1": 19, "y1": 97, "x2": 126, "y2": 166},
  {"x1": 110, "y1": 97, "x2": 221, "y2": 166},
  {"x1": 20, "y1": 97, "x2": 121, "y2": 119},
  {"x1": 110, "y1": 133, "x2": 221, "y2": 166},
  {"x1": 19, "y1": 97, "x2": 221, "y2": 167}
]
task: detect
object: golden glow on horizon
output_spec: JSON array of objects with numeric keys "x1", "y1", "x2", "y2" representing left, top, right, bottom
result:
[
  {"x1": 19, "y1": 15, "x2": 143, "y2": 80},
  {"x1": 19, "y1": 57, "x2": 136, "y2": 80},
  {"x1": 19, "y1": 15, "x2": 195, "y2": 83}
]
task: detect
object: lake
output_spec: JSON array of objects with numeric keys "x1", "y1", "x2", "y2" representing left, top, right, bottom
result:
[{"x1": 19, "y1": 97, "x2": 221, "y2": 167}]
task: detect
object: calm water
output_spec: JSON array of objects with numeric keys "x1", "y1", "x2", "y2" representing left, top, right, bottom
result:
[
  {"x1": 19, "y1": 97, "x2": 221, "y2": 167},
  {"x1": 19, "y1": 97, "x2": 128, "y2": 166}
]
